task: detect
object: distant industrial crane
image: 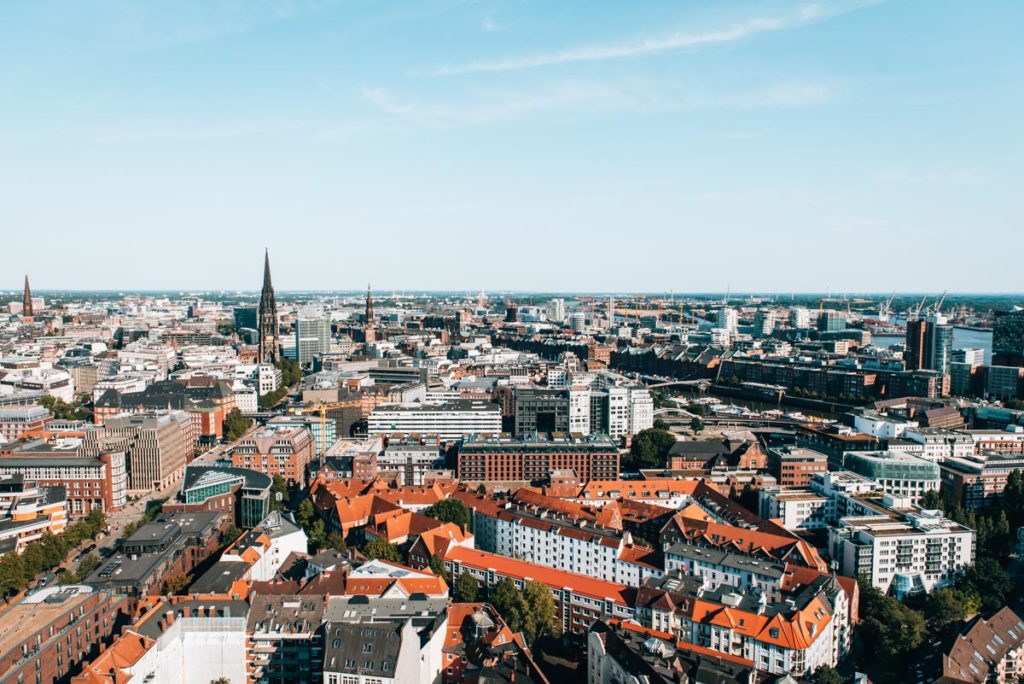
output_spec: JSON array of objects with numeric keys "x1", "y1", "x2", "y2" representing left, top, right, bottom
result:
[{"x1": 289, "y1": 399, "x2": 362, "y2": 458}]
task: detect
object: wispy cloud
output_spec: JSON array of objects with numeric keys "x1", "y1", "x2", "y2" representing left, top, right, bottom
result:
[
  {"x1": 338, "y1": 79, "x2": 833, "y2": 132},
  {"x1": 877, "y1": 168, "x2": 994, "y2": 184},
  {"x1": 426, "y1": 2, "x2": 876, "y2": 75},
  {"x1": 481, "y1": 17, "x2": 499, "y2": 32}
]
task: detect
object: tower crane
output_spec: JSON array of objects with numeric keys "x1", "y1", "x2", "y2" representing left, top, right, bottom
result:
[{"x1": 289, "y1": 399, "x2": 362, "y2": 459}]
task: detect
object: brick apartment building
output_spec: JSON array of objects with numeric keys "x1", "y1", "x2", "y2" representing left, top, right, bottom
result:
[
  {"x1": 0, "y1": 586, "x2": 129, "y2": 684},
  {"x1": 456, "y1": 433, "x2": 620, "y2": 482},
  {"x1": 229, "y1": 426, "x2": 315, "y2": 484}
]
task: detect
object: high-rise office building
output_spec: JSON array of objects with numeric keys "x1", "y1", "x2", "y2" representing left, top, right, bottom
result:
[
  {"x1": 755, "y1": 309, "x2": 776, "y2": 337},
  {"x1": 545, "y1": 298, "x2": 566, "y2": 323},
  {"x1": 790, "y1": 306, "x2": 811, "y2": 329},
  {"x1": 258, "y1": 250, "x2": 280, "y2": 364},
  {"x1": 716, "y1": 307, "x2": 738, "y2": 333},
  {"x1": 817, "y1": 310, "x2": 847, "y2": 333},
  {"x1": 994, "y1": 309, "x2": 1024, "y2": 367},
  {"x1": 905, "y1": 315, "x2": 953, "y2": 373},
  {"x1": 295, "y1": 317, "x2": 330, "y2": 367}
]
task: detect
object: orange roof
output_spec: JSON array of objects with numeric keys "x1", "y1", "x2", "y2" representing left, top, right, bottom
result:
[
  {"x1": 687, "y1": 594, "x2": 833, "y2": 651},
  {"x1": 74, "y1": 631, "x2": 155, "y2": 683},
  {"x1": 445, "y1": 546, "x2": 632, "y2": 605},
  {"x1": 445, "y1": 602, "x2": 487, "y2": 650},
  {"x1": 678, "y1": 502, "x2": 713, "y2": 522},
  {"x1": 667, "y1": 515, "x2": 827, "y2": 572},
  {"x1": 578, "y1": 478, "x2": 701, "y2": 501}
]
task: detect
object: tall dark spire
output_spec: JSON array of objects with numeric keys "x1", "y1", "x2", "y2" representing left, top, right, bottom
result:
[
  {"x1": 365, "y1": 283, "x2": 377, "y2": 344},
  {"x1": 258, "y1": 250, "x2": 280, "y2": 364},
  {"x1": 263, "y1": 248, "x2": 273, "y2": 290},
  {"x1": 22, "y1": 275, "x2": 33, "y2": 321}
]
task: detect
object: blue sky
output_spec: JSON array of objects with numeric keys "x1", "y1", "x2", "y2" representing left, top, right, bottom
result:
[{"x1": 1, "y1": 0, "x2": 1021, "y2": 293}]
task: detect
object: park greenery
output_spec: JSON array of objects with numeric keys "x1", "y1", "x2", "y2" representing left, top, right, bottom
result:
[{"x1": 0, "y1": 508, "x2": 106, "y2": 599}]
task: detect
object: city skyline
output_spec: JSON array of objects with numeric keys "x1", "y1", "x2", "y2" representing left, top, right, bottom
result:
[{"x1": 2, "y1": 0, "x2": 1022, "y2": 291}]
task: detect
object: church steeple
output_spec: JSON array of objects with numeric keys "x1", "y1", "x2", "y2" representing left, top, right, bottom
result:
[
  {"x1": 258, "y1": 250, "x2": 280, "y2": 364},
  {"x1": 364, "y1": 284, "x2": 377, "y2": 344},
  {"x1": 263, "y1": 249, "x2": 273, "y2": 290},
  {"x1": 22, "y1": 275, "x2": 34, "y2": 323}
]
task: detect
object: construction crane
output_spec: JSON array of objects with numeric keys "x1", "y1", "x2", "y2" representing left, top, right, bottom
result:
[
  {"x1": 289, "y1": 399, "x2": 362, "y2": 459},
  {"x1": 933, "y1": 289, "x2": 948, "y2": 316}
]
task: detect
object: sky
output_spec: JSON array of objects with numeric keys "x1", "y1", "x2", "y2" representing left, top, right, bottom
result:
[{"x1": 1, "y1": 0, "x2": 1022, "y2": 293}]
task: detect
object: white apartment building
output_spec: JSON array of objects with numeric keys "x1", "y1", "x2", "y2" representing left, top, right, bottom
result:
[
  {"x1": 758, "y1": 488, "x2": 830, "y2": 531},
  {"x1": 0, "y1": 368, "x2": 75, "y2": 402},
  {"x1": 379, "y1": 437, "x2": 441, "y2": 486},
  {"x1": 368, "y1": 400, "x2": 502, "y2": 441},
  {"x1": 829, "y1": 507, "x2": 974, "y2": 596},
  {"x1": 480, "y1": 509, "x2": 660, "y2": 585},
  {"x1": 716, "y1": 308, "x2": 738, "y2": 334},
  {"x1": 115, "y1": 615, "x2": 248, "y2": 684},
  {"x1": 569, "y1": 386, "x2": 591, "y2": 434},
  {"x1": 902, "y1": 427, "x2": 975, "y2": 462},
  {"x1": 221, "y1": 511, "x2": 308, "y2": 582},
  {"x1": 664, "y1": 545, "x2": 787, "y2": 601},
  {"x1": 790, "y1": 307, "x2": 812, "y2": 329},
  {"x1": 545, "y1": 298, "x2": 566, "y2": 323},
  {"x1": 853, "y1": 411, "x2": 918, "y2": 439}
]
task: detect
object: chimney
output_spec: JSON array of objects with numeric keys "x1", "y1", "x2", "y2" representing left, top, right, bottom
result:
[{"x1": 165, "y1": 610, "x2": 175, "y2": 627}]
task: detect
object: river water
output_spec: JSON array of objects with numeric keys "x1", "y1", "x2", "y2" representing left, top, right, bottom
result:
[{"x1": 872, "y1": 327, "x2": 993, "y2": 364}]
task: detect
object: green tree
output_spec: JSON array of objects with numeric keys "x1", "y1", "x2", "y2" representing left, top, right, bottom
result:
[
  {"x1": 222, "y1": 525, "x2": 243, "y2": 545},
  {"x1": 258, "y1": 387, "x2": 288, "y2": 410},
  {"x1": 307, "y1": 519, "x2": 326, "y2": 550},
  {"x1": 687, "y1": 403, "x2": 707, "y2": 416},
  {"x1": 428, "y1": 553, "x2": 448, "y2": 583},
  {"x1": 689, "y1": 416, "x2": 704, "y2": 433},
  {"x1": 491, "y1": 578, "x2": 561, "y2": 645},
  {"x1": 521, "y1": 580, "x2": 561, "y2": 644},
  {"x1": 323, "y1": 532, "x2": 347, "y2": 553},
  {"x1": 919, "y1": 489, "x2": 944, "y2": 511},
  {"x1": 957, "y1": 558, "x2": 1014, "y2": 612},
  {"x1": 423, "y1": 498, "x2": 472, "y2": 531},
  {"x1": 270, "y1": 476, "x2": 290, "y2": 512},
  {"x1": 223, "y1": 409, "x2": 252, "y2": 442},
  {"x1": 363, "y1": 538, "x2": 402, "y2": 564},
  {"x1": 856, "y1": 577, "x2": 926, "y2": 668},
  {"x1": 164, "y1": 573, "x2": 191, "y2": 595},
  {"x1": 492, "y1": 578, "x2": 530, "y2": 633},
  {"x1": 625, "y1": 428, "x2": 676, "y2": 471},
  {"x1": 653, "y1": 418, "x2": 670, "y2": 431},
  {"x1": 39, "y1": 395, "x2": 90, "y2": 421},
  {"x1": 1004, "y1": 469, "x2": 1024, "y2": 527},
  {"x1": 277, "y1": 358, "x2": 302, "y2": 387},
  {"x1": 216, "y1": 322, "x2": 234, "y2": 336},
  {"x1": 454, "y1": 572, "x2": 479, "y2": 603},
  {"x1": 923, "y1": 588, "x2": 977, "y2": 635},
  {"x1": 809, "y1": 666, "x2": 844, "y2": 684},
  {"x1": 296, "y1": 498, "x2": 316, "y2": 529}
]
